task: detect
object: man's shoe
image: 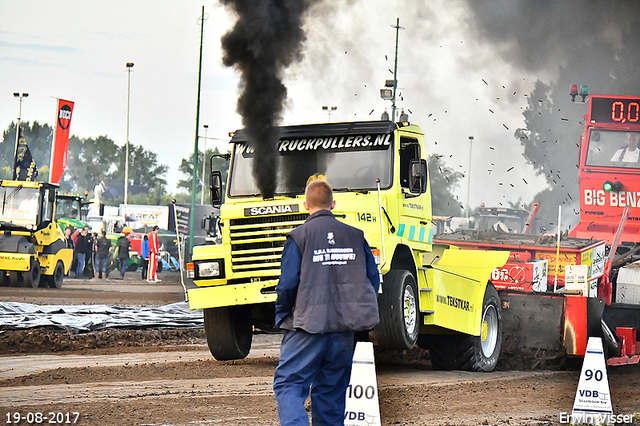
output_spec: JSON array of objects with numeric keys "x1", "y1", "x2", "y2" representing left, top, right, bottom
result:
[{"x1": 154, "y1": 279, "x2": 162, "y2": 282}]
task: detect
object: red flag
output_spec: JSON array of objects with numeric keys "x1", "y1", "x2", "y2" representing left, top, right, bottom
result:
[{"x1": 50, "y1": 99, "x2": 74, "y2": 184}]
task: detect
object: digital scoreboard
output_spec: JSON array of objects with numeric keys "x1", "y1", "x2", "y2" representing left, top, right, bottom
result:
[{"x1": 590, "y1": 96, "x2": 640, "y2": 125}]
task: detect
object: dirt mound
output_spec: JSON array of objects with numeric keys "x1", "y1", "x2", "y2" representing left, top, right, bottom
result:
[{"x1": 0, "y1": 327, "x2": 206, "y2": 354}]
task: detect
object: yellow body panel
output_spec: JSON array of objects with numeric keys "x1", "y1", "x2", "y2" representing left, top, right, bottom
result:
[
  {"x1": 422, "y1": 248, "x2": 510, "y2": 336},
  {"x1": 0, "y1": 253, "x2": 31, "y2": 271},
  {"x1": 188, "y1": 280, "x2": 278, "y2": 309}
]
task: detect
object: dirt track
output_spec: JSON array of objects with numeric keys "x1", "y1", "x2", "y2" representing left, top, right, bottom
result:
[{"x1": 0, "y1": 272, "x2": 639, "y2": 425}]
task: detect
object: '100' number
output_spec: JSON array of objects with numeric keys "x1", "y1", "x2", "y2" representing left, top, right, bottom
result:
[{"x1": 347, "y1": 384, "x2": 376, "y2": 399}]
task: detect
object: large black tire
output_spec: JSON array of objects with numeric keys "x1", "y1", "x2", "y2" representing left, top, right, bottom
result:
[
  {"x1": 430, "y1": 284, "x2": 502, "y2": 372},
  {"x1": 9, "y1": 271, "x2": 21, "y2": 287},
  {"x1": 47, "y1": 261, "x2": 65, "y2": 289},
  {"x1": 203, "y1": 306, "x2": 253, "y2": 361},
  {"x1": 23, "y1": 259, "x2": 41, "y2": 288},
  {"x1": 373, "y1": 269, "x2": 420, "y2": 350}
]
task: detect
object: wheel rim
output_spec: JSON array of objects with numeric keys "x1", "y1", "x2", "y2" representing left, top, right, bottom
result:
[
  {"x1": 403, "y1": 285, "x2": 417, "y2": 336},
  {"x1": 480, "y1": 305, "x2": 498, "y2": 357}
]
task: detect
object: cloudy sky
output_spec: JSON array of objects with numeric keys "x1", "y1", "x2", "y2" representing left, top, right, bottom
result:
[{"x1": 3, "y1": 0, "x2": 631, "y2": 211}]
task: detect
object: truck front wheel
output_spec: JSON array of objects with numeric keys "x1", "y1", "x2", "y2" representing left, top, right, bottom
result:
[
  {"x1": 203, "y1": 306, "x2": 253, "y2": 361},
  {"x1": 374, "y1": 269, "x2": 419, "y2": 350},
  {"x1": 430, "y1": 283, "x2": 502, "y2": 372}
]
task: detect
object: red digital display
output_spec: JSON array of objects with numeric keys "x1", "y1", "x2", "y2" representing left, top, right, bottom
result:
[{"x1": 590, "y1": 96, "x2": 640, "y2": 125}]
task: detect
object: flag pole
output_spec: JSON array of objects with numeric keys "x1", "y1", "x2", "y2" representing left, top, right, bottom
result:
[{"x1": 12, "y1": 118, "x2": 21, "y2": 180}]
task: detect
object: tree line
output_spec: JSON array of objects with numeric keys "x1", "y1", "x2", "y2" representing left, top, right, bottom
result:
[{"x1": 0, "y1": 121, "x2": 229, "y2": 206}]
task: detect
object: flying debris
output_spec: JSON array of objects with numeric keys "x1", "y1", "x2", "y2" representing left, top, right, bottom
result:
[
  {"x1": 408, "y1": 109, "x2": 412, "y2": 114},
  {"x1": 503, "y1": 124, "x2": 509, "y2": 130},
  {"x1": 561, "y1": 118, "x2": 569, "y2": 121},
  {"x1": 506, "y1": 167, "x2": 514, "y2": 172},
  {"x1": 482, "y1": 79, "x2": 488, "y2": 85},
  {"x1": 489, "y1": 146, "x2": 494, "y2": 150},
  {"x1": 385, "y1": 55, "x2": 388, "y2": 61},
  {"x1": 489, "y1": 109, "x2": 494, "y2": 113},
  {"x1": 523, "y1": 178, "x2": 528, "y2": 184},
  {"x1": 369, "y1": 109, "x2": 374, "y2": 115}
]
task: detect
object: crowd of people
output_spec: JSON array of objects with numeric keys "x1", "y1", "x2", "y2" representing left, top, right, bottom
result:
[{"x1": 63, "y1": 224, "x2": 162, "y2": 281}]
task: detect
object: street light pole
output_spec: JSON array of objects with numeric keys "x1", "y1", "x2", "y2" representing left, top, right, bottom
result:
[
  {"x1": 322, "y1": 105, "x2": 337, "y2": 122},
  {"x1": 466, "y1": 136, "x2": 474, "y2": 218},
  {"x1": 12, "y1": 92, "x2": 28, "y2": 178},
  {"x1": 124, "y1": 62, "x2": 134, "y2": 206},
  {"x1": 190, "y1": 5, "x2": 206, "y2": 253},
  {"x1": 201, "y1": 124, "x2": 208, "y2": 205}
]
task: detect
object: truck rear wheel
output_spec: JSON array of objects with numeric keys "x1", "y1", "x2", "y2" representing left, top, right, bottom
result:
[
  {"x1": 203, "y1": 306, "x2": 253, "y2": 361},
  {"x1": 47, "y1": 261, "x2": 65, "y2": 289},
  {"x1": 430, "y1": 283, "x2": 502, "y2": 372},
  {"x1": 374, "y1": 269, "x2": 419, "y2": 350}
]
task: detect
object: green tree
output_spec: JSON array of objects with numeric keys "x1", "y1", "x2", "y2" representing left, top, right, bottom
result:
[
  {"x1": 113, "y1": 143, "x2": 169, "y2": 202},
  {"x1": 428, "y1": 154, "x2": 464, "y2": 216},
  {"x1": 178, "y1": 147, "x2": 229, "y2": 204},
  {"x1": 65, "y1": 135, "x2": 120, "y2": 192}
]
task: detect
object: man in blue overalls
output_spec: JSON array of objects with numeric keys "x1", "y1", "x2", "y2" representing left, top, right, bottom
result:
[{"x1": 273, "y1": 177, "x2": 380, "y2": 426}]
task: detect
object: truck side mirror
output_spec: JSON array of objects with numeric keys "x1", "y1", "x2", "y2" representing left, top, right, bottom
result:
[
  {"x1": 210, "y1": 171, "x2": 223, "y2": 208},
  {"x1": 409, "y1": 159, "x2": 424, "y2": 194}
]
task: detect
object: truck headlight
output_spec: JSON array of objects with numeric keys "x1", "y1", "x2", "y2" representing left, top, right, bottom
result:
[{"x1": 198, "y1": 261, "x2": 221, "y2": 277}]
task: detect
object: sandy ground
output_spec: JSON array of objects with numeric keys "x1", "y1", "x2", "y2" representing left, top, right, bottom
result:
[{"x1": 0, "y1": 272, "x2": 639, "y2": 426}]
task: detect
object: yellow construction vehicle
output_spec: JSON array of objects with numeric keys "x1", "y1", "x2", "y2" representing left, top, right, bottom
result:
[
  {"x1": 0, "y1": 180, "x2": 73, "y2": 288},
  {"x1": 186, "y1": 121, "x2": 509, "y2": 371}
]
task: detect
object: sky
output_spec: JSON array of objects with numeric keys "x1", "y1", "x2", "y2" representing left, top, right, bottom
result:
[{"x1": 2, "y1": 0, "x2": 623, "y2": 211}]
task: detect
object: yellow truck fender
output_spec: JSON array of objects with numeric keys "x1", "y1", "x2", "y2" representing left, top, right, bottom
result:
[{"x1": 423, "y1": 247, "x2": 510, "y2": 336}]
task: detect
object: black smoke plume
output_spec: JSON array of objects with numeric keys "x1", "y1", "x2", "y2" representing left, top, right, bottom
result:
[{"x1": 220, "y1": 0, "x2": 316, "y2": 198}]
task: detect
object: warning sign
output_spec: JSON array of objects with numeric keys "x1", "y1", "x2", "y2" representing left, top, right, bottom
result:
[
  {"x1": 570, "y1": 337, "x2": 613, "y2": 424},
  {"x1": 344, "y1": 342, "x2": 381, "y2": 426}
]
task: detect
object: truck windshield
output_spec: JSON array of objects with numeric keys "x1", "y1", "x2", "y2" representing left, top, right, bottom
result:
[
  {"x1": 0, "y1": 186, "x2": 40, "y2": 227},
  {"x1": 55, "y1": 198, "x2": 81, "y2": 219},
  {"x1": 585, "y1": 130, "x2": 640, "y2": 169},
  {"x1": 228, "y1": 134, "x2": 393, "y2": 197}
]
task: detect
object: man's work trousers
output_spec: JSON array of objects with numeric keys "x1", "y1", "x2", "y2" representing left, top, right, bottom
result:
[{"x1": 273, "y1": 329, "x2": 354, "y2": 426}]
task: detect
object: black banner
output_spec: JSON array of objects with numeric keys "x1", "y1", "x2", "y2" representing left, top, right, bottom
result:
[{"x1": 13, "y1": 126, "x2": 38, "y2": 181}]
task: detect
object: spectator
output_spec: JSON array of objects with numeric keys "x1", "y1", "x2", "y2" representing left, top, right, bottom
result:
[
  {"x1": 141, "y1": 235, "x2": 150, "y2": 280},
  {"x1": 75, "y1": 228, "x2": 90, "y2": 278},
  {"x1": 94, "y1": 230, "x2": 111, "y2": 279},
  {"x1": 147, "y1": 226, "x2": 160, "y2": 282},
  {"x1": 113, "y1": 228, "x2": 132, "y2": 279}
]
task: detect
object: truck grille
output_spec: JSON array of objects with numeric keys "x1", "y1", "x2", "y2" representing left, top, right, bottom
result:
[{"x1": 229, "y1": 213, "x2": 308, "y2": 274}]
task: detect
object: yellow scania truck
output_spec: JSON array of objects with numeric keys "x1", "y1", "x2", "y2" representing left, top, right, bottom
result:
[{"x1": 186, "y1": 121, "x2": 509, "y2": 371}]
